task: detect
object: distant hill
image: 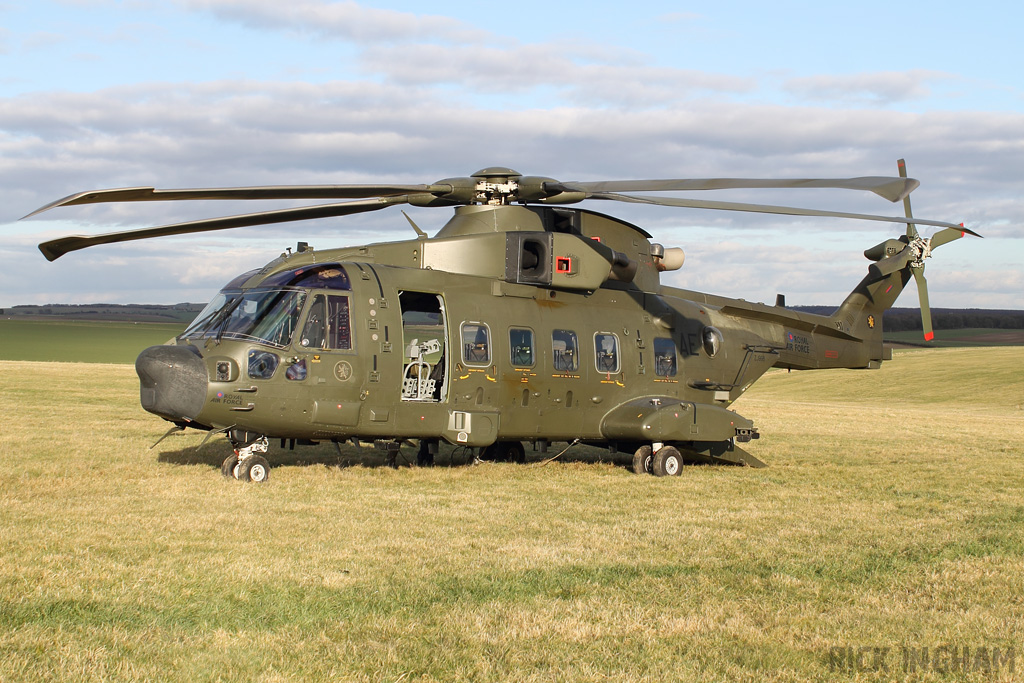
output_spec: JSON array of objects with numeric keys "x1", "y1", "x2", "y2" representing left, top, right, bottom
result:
[
  {"x1": 1, "y1": 303, "x2": 204, "y2": 324},
  {"x1": 790, "y1": 306, "x2": 1024, "y2": 332}
]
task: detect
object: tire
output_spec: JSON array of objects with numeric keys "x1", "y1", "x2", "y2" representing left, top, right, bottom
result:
[
  {"x1": 652, "y1": 445, "x2": 682, "y2": 477},
  {"x1": 221, "y1": 454, "x2": 240, "y2": 478},
  {"x1": 632, "y1": 445, "x2": 653, "y2": 475},
  {"x1": 237, "y1": 455, "x2": 270, "y2": 483}
]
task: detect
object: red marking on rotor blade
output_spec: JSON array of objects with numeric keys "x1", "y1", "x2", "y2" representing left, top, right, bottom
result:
[
  {"x1": 924, "y1": 332, "x2": 935, "y2": 341},
  {"x1": 885, "y1": 284, "x2": 893, "y2": 294}
]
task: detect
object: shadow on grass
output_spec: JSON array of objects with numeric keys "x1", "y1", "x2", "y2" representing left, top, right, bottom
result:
[{"x1": 153, "y1": 437, "x2": 638, "y2": 473}]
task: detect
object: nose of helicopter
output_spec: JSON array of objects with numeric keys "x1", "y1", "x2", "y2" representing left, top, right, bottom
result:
[{"x1": 135, "y1": 345, "x2": 208, "y2": 422}]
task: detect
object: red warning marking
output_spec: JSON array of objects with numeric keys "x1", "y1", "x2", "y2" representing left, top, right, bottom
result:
[{"x1": 925, "y1": 331, "x2": 935, "y2": 341}]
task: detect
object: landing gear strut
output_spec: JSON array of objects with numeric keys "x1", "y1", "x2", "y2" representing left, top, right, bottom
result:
[{"x1": 224, "y1": 435, "x2": 271, "y2": 483}]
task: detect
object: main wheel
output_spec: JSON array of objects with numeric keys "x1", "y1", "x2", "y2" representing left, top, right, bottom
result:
[
  {"x1": 237, "y1": 455, "x2": 271, "y2": 483},
  {"x1": 632, "y1": 445, "x2": 653, "y2": 475},
  {"x1": 652, "y1": 445, "x2": 682, "y2": 477},
  {"x1": 221, "y1": 454, "x2": 240, "y2": 478},
  {"x1": 417, "y1": 440, "x2": 435, "y2": 467}
]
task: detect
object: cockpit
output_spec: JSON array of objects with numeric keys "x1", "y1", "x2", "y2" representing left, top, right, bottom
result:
[{"x1": 180, "y1": 264, "x2": 352, "y2": 350}]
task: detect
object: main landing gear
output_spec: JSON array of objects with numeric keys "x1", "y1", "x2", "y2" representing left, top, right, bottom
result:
[
  {"x1": 632, "y1": 443, "x2": 683, "y2": 477},
  {"x1": 223, "y1": 435, "x2": 271, "y2": 482}
]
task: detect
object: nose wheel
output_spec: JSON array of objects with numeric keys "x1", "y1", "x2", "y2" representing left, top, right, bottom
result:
[
  {"x1": 223, "y1": 435, "x2": 271, "y2": 482},
  {"x1": 632, "y1": 443, "x2": 682, "y2": 477}
]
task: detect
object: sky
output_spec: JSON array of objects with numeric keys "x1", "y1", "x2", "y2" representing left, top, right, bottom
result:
[{"x1": 1, "y1": 0, "x2": 1021, "y2": 310}]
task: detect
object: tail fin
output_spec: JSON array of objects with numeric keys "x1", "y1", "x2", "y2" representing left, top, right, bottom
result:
[{"x1": 831, "y1": 262, "x2": 911, "y2": 359}]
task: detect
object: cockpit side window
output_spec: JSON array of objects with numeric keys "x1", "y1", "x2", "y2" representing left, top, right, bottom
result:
[
  {"x1": 300, "y1": 296, "x2": 327, "y2": 349},
  {"x1": 299, "y1": 294, "x2": 352, "y2": 350}
]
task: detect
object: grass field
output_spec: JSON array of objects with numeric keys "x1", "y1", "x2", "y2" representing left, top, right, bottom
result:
[
  {"x1": 1, "y1": 348, "x2": 1022, "y2": 682},
  {"x1": 884, "y1": 328, "x2": 1024, "y2": 347},
  {"x1": 0, "y1": 320, "x2": 185, "y2": 364}
]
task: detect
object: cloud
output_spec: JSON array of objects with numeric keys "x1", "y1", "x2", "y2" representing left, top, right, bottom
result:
[
  {"x1": 358, "y1": 43, "x2": 755, "y2": 106},
  {"x1": 181, "y1": 0, "x2": 487, "y2": 45},
  {"x1": 2, "y1": 62, "x2": 1021, "y2": 308},
  {"x1": 22, "y1": 31, "x2": 67, "y2": 51},
  {"x1": 783, "y1": 70, "x2": 955, "y2": 105},
  {"x1": 4, "y1": 82, "x2": 1023, "y2": 224}
]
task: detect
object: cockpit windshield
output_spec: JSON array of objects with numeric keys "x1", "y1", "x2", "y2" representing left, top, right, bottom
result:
[{"x1": 181, "y1": 288, "x2": 307, "y2": 349}]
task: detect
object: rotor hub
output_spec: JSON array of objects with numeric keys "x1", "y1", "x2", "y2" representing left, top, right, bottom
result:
[
  {"x1": 909, "y1": 235, "x2": 931, "y2": 269},
  {"x1": 470, "y1": 167, "x2": 523, "y2": 205}
]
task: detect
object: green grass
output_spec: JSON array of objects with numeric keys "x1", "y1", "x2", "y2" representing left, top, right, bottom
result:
[
  {"x1": 0, "y1": 320, "x2": 184, "y2": 363},
  {"x1": 884, "y1": 327, "x2": 1024, "y2": 347},
  {"x1": 1, "y1": 349, "x2": 1023, "y2": 682}
]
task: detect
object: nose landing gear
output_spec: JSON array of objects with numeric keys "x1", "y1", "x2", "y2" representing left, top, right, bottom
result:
[
  {"x1": 632, "y1": 443, "x2": 682, "y2": 477},
  {"x1": 223, "y1": 435, "x2": 271, "y2": 482}
]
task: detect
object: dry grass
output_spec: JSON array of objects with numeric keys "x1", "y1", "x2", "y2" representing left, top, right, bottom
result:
[{"x1": 1, "y1": 349, "x2": 1022, "y2": 682}]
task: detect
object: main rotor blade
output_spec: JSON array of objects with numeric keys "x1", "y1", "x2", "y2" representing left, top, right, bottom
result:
[
  {"x1": 38, "y1": 196, "x2": 407, "y2": 261},
  {"x1": 913, "y1": 267, "x2": 934, "y2": 341},
  {"x1": 24, "y1": 184, "x2": 451, "y2": 218},
  {"x1": 550, "y1": 176, "x2": 919, "y2": 202},
  {"x1": 587, "y1": 192, "x2": 980, "y2": 234}
]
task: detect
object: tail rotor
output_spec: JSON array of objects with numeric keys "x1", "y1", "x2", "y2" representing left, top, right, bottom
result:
[{"x1": 895, "y1": 159, "x2": 969, "y2": 341}]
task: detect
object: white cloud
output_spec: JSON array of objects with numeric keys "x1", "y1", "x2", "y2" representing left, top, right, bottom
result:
[
  {"x1": 783, "y1": 70, "x2": 955, "y2": 105},
  {"x1": 181, "y1": 0, "x2": 488, "y2": 45},
  {"x1": 358, "y1": 43, "x2": 755, "y2": 106}
]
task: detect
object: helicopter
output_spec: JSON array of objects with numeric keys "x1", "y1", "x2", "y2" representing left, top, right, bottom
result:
[{"x1": 27, "y1": 159, "x2": 978, "y2": 481}]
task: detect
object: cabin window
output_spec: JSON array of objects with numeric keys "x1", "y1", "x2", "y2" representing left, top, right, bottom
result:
[
  {"x1": 552, "y1": 329, "x2": 578, "y2": 372},
  {"x1": 594, "y1": 333, "x2": 620, "y2": 373},
  {"x1": 509, "y1": 327, "x2": 535, "y2": 367},
  {"x1": 462, "y1": 322, "x2": 491, "y2": 365},
  {"x1": 299, "y1": 295, "x2": 352, "y2": 350},
  {"x1": 654, "y1": 337, "x2": 677, "y2": 377}
]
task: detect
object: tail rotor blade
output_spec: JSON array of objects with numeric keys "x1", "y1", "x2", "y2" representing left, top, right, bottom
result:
[
  {"x1": 930, "y1": 226, "x2": 967, "y2": 249},
  {"x1": 913, "y1": 267, "x2": 934, "y2": 341},
  {"x1": 869, "y1": 247, "x2": 914, "y2": 279},
  {"x1": 897, "y1": 158, "x2": 918, "y2": 239}
]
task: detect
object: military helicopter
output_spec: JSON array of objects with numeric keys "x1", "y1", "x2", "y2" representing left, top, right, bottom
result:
[{"x1": 27, "y1": 160, "x2": 977, "y2": 481}]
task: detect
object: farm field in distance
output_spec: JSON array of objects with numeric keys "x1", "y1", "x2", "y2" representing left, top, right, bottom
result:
[
  {"x1": 0, "y1": 319, "x2": 185, "y2": 364},
  {"x1": 1, "y1": 347, "x2": 1022, "y2": 681}
]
